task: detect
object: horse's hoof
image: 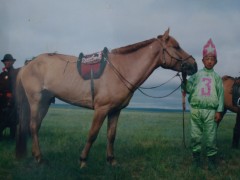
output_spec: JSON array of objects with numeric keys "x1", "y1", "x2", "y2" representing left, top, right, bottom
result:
[
  {"x1": 79, "y1": 157, "x2": 87, "y2": 169},
  {"x1": 109, "y1": 159, "x2": 117, "y2": 166},
  {"x1": 80, "y1": 161, "x2": 87, "y2": 169},
  {"x1": 107, "y1": 156, "x2": 117, "y2": 166},
  {"x1": 35, "y1": 155, "x2": 42, "y2": 164}
]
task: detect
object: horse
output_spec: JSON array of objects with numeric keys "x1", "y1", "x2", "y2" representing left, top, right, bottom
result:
[
  {"x1": 222, "y1": 75, "x2": 240, "y2": 148},
  {"x1": 0, "y1": 68, "x2": 20, "y2": 139},
  {"x1": 15, "y1": 29, "x2": 198, "y2": 168}
]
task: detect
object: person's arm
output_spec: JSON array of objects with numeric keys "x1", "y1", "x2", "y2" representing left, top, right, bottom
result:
[{"x1": 215, "y1": 112, "x2": 222, "y2": 123}]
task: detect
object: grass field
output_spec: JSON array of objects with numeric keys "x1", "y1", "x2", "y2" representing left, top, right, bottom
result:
[{"x1": 0, "y1": 106, "x2": 240, "y2": 180}]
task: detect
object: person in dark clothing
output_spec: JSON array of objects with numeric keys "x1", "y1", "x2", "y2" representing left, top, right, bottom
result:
[{"x1": 0, "y1": 54, "x2": 17, "y2": 139}]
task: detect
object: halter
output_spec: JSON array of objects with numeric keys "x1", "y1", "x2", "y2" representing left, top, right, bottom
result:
[{"x1": 156, "y1": 38, "x2": 194, "y2": 70}]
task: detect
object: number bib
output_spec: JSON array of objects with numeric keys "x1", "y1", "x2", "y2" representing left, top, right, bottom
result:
[{"x1": 200, "y1": 77, "x2": 212, "y2": 96}]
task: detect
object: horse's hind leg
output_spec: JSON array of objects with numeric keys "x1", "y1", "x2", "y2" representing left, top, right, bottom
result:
[
  {"x1": 80, "y1": 109, "x2": 108, "y2": 168},
  {"x1": 29, "y1": 102, "x2": 42, "y2": 162},
  {"x1": 30, "y1": 99, "x2": 50, "y2": 162},
  {"x1": 106, "y1": 109, "x2": 121, "y2": 166},
  {"x1": 232, "y1": 112, "x2": 240, "y2": 148}
]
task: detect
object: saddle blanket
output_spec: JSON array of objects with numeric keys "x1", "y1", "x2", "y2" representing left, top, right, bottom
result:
[
  {"x1": 77, "y1": 47, "x2": 108, "y2": 80},
  {"x1": 233, "y1": 77, "x2": 240, "y2": 107}
]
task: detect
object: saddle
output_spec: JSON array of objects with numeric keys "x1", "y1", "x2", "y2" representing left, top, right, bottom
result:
[
  {"x1": 77, "y1": 47, "x2": 108, "y2": 80},
  {"x1": 232, "y1": 77, "x2": 240, "y2": 107}
]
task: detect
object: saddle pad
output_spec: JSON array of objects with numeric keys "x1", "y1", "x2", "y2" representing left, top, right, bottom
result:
[
  {"x1": 77, "y1": 47, "x2": 108, "y2": 80},
  {"x1": 232, "y1": 77, "x2": 240, "y2": 107}
]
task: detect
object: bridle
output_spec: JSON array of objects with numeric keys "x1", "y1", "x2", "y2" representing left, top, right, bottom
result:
[
  {"x1": 162, "y1": 48, "x2": 194, "y2": 69},
  {"x1": 155, "y1": 38, "x2": 194, "y2": 70}
]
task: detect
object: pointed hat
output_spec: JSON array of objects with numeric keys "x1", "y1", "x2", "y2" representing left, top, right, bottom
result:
[{"x1": 202, "y1": 38, "x2": 217, "y2": 58}]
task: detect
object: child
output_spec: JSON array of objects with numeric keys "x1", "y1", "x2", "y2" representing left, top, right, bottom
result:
[{"x1": 183, "y1": 39, "x2": 224, "y2": 170}]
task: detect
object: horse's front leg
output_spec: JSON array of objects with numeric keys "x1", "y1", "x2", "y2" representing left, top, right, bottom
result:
[
  {"x1": 106, "y1": 109, "x2": 121, "y2": 166},
  {"x1": 80, "y1": 109, "x2": 107, "y2": 168}
]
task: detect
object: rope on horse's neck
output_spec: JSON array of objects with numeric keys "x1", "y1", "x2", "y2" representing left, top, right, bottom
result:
[
  {"x1": 137, "y1": 72, "x2": 181, "y2": 98},
  {"x1": 139, "y1": 73, "x2": 178, "y2": 89},
  {"x1": 137, "y1": 73, "x2": 182, "y2": 98},
  {"x1": 138, "y1": 83, "x2": 181, "y2": 98},
  {"x1": 107, "y1": 58, "x2": 182, "y2": 98},
  {"x1": 107, "y1": 59, "x2": 134, "y2": 93}
]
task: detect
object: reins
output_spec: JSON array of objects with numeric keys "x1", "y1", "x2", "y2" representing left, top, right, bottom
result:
[
  {"x1": 182, "y1": 91, "x2": 187, "y2": 148},
  {"x1": 139, "y1": 73, "x2": 178, "y2": 89},
  {"x1": 106, "y1": 59, "x2": 135, "y2": 93},
  {"x1": 137, "y1": 73, "x2": 182, "y2": 98},
  {"x1": 179, "y1": 73, "x2": 187, "y2": 148},
  {"x1": 107, "y1": 58, "x2": 182, "y2": 98}
]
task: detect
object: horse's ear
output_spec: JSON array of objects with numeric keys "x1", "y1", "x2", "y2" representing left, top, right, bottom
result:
[{"x1": 162, "y1": 28, "x2": 170, "y2": 41}]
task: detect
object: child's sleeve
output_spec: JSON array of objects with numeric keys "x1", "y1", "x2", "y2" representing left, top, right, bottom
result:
[{"x1": 184, "y1": 74, "x2": 195, "y2": 94}]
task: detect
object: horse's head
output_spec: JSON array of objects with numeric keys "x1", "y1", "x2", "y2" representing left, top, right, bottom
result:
[{"x1": 157, "y1": 29, "x2": 198, "y2": 75}]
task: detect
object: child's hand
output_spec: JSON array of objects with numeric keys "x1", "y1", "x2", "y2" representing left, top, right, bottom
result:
[{"x1": 215, "y1": 112, "x2": 222, "y2": 123}]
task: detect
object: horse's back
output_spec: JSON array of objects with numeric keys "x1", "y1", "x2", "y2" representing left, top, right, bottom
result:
[
  {"x1": 20, "y1": 53, "x2": 79, "y2": 87},
  {"x1": 23, "y1": 53, "x2": 77, "y2": 76}
]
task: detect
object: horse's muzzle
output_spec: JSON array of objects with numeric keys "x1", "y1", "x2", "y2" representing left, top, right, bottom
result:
[{"x1": 181, "y1": 61, "x2": 198, "y2": 75}]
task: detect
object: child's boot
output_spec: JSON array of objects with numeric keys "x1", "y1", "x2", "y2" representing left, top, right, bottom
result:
[
  {"x1": 192, "y1": 152, "x2": 201, "y2": 168},
  {"x1": 208, "y1": 155, "x2": 217, "y2": 171}
]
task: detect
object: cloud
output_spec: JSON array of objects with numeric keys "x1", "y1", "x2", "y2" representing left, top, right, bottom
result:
[{"x1": 1, "y1": 0, "x2": 240, "y2": 109}]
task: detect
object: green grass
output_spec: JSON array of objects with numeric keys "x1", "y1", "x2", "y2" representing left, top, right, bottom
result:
[{"x1": 0, "y1": 107, "x2": 240, "y2": 179}]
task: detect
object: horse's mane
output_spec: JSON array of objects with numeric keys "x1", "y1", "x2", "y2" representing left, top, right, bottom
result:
[{"x1": 111, "y1": 38, "x2": 156, "y2": 54}]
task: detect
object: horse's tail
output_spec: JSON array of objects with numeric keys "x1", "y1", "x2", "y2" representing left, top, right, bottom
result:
[{"x1": 15, "y1": 73, "x2": 30, "y2": 159}]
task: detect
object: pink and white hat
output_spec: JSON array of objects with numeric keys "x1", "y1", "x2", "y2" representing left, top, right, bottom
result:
[{"x1": 202, "y1": 38, "x2": 217, "y2": 59}]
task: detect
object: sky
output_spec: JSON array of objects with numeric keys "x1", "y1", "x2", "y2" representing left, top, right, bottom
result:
[{"x1": 1, "y1": 0, "x2": 240, "y2": 109}]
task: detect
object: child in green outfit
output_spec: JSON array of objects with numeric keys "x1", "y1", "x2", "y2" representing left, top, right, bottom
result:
[{"x1": 183, "y1": 39, "x2": 224, "y2": 170}]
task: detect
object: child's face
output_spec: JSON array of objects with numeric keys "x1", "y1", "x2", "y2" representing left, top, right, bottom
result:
[{"x1": 202, "y1": 56, "x2": 217, "y2": 70}]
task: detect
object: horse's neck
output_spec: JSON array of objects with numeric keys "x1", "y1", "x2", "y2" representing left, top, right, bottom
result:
[{"x1": 114, "y1": 41, "x2": 161, "y2": 87}]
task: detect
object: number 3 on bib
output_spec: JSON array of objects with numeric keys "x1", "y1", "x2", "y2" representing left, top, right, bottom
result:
[{"x1": 201, "y1": 77, "x2": 212, "y2": 96}]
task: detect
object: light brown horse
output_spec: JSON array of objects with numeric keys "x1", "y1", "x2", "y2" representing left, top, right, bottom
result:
[
  {"x1": 222, "y1": 75, "x2": 240, "y2": 148},
  {"x1": 15, "y1": 29, "x2": 197, "y2": 168}
]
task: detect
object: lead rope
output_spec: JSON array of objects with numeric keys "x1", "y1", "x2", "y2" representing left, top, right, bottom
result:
[
  {"x1": 181, "y1": 72, "x2": 187, "y2": 148},
  {"x1": 182, "y1": 90, "x2": 186, "y2": 148}
]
